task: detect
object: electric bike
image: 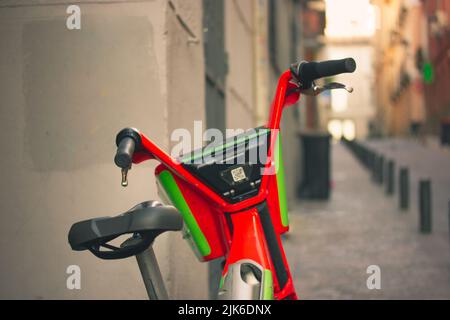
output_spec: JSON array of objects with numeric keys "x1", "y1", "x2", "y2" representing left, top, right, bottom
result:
[{"x1": 68, "y1": 58, "x2": 356, "y2": 300}]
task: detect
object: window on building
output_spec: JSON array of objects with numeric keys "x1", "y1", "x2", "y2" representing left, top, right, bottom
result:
[
  {"x1": 342, "y1": 119, "x2": 356, "y2": 140},
  {"x1": 327, "y1": 119, "x2": 356, "y2": 140},
  {"x1": 328, "y1": 119, "x2": 343, "y2": 140},
  {"x1": 331, "y1": 89, "x2": 349, "y2": 112}
]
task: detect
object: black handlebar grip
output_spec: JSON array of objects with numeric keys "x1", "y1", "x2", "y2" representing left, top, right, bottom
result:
[
  {"x1": 114, "y1": 128, "x2": 141, "y2": 169},
  {"x1": 296, "y1": 58, "x2": 356, "y2": 86},
  {"x1": 114, "y1": 137, "x2": 135, "y2": 169}
]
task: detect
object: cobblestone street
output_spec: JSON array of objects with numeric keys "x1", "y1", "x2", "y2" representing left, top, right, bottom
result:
[{"x1": 284, "y1": 142, "x2": 450, "y2": 299}]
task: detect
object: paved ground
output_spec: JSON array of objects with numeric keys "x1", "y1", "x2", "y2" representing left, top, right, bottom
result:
[{"x1": 283, "y1": 141, "x2": 450, "y2": 299}]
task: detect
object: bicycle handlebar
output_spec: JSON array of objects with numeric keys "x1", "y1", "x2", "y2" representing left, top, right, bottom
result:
[
  {"x1": 114, "y1": 128, "x2": 141, "y2": 169},
  {"x1": 292, "y1": 58, "x2": 356, "y2": 88},
  {"x1": 115, "y1": 138, "x2": 135, "y2": 168}
]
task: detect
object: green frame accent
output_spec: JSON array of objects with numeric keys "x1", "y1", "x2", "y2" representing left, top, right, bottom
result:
[
  {"x1": 275, "y1": 134, "x2": 289, "y2": 227},
  {"x1": 262, "y1": 269, "x2": 274, "y2": 300},
  {"x1": 157, "y1": 170, "x2": 212, "y2": 257}
]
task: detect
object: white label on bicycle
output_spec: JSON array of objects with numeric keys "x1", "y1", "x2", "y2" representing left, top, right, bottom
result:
[{"x1": 231, "y1": 167, "x2": 246, "y2": 182}]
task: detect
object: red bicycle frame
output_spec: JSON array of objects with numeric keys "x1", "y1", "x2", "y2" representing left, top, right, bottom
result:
[{"x1": 130, "y1": 69, "x2": 300, "y2": 300}]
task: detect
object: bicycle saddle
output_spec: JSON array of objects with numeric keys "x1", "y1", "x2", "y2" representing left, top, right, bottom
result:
[{"x1": 68, "y1": 201, "x2": 183, "y2": 260}]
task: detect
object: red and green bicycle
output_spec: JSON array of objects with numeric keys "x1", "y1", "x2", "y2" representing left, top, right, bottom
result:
[{"x1": 68, "y1": 58, "x2": 356, "y2": 300}]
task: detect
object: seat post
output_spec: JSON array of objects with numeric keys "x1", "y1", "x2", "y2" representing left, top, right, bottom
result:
[
  {"x1": 121, "y1": 237, "x2": 169, "y2": 300},
  {"x1": 135, "y1": 245, "x2": 169, "y2": 300}
]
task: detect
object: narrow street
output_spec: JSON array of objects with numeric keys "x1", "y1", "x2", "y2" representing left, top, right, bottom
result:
[{"x1": 284, "y1": 142, "x2": 450, "y2": 299}]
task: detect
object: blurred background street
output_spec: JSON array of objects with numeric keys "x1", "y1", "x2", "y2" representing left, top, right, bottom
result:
[
  {"x1": 286, "y1": 141, "x2": 450, "y2": 299},
  {"x1": 285, "y1": 0, "x2": 450, "y2": 299},
  {"x1": 0, "y1": 0, "x2": 449, "y2": 299}
]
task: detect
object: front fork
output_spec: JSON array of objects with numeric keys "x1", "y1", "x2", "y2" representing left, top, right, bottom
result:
[{"x1": 218, "y1": 205, "x2": 297, "y2": 300}]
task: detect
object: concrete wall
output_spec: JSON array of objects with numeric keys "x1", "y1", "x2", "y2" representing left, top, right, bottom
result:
[
  {"x1": 225, "y1": 0, "x2": 302, "y2": 207},
  {"x1": 269, "y1": 0, "x2": 303, "y2": 207},
  {"x1": 0, "y1": 0, "x2": 305, "y2": 299},
  {"x1": 225, "y1": 0, "x2": 255, "y2": 130},
  {"x1": 0, "y1": 0, "x2": 207, "y2": 299}
]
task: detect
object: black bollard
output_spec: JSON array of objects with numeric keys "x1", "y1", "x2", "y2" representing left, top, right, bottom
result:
[
  {"x1": 363, "y1": 147, "x2": 369, "y2": 168},
  {"x1": 366, "y1": 148, "x2": 372, "y2": 169},
  {"x1": 378, "y1": 155, "x2": 385, "y2": 185},
  {"x1": 419, "y1": 180, "x2": 432, "y2": 234},
  {"x1": 371, "y1": 153, "x2": 378, "y2": 182},
  {"x1": 367, "y1": 149, "x2": 372, "y2": 171},
  {"x1": 385, "y1": 160, "x2": 395, "y2": 195},
  {"x1": 370, "y1": 151, "x2": 376, "y2": 173},
  {"x1": 399, "y1": 167, "x2": 409, "y2": 210}
]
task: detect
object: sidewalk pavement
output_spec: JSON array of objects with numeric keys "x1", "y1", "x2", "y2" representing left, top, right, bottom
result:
[{"x1": 283, "y1": 141, "x2": 450, "y2": 299}]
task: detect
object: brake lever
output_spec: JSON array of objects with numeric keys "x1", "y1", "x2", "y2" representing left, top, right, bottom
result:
[
  {"x1": 300, "y1": 82, "x2": 354, "y2": 96},
  {"x1": 121, "y1": 166, "x2": 131, "y2": 187}
]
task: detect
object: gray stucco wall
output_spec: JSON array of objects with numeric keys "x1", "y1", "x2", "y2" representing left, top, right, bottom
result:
[
  {"x1": 235, "y1": 0, "x2": 302, "y2": 207},
  {"x1": 0, "y1": 0, "x2": 303, "y2": 300},
  {"x1": 225, "y1": 0, "x2": 255, "y2": 130},
  {"x1": 0, "y1": 0, "x2": 207, "y2": 299},
  {"x1": 268, "y1": 0, "x2": 302, "y2": 207}
]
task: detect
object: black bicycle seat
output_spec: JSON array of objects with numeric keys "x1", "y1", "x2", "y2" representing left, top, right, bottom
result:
[{"x1": 68, "y1": 201, "x2": 183, "y2": 260}]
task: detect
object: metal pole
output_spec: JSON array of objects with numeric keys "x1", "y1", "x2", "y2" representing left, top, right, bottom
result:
[
  {"x1": 361, "y1": 145, "x2": 368, "y2": 168},
  {"x1": 399, "y1": 167, "x2": 409, "y2": 210},
  {"x1": 419, "y1": 180, "x2": 432, "y2": 234},
  {"x1": 135, "y1": 245, "x2": 169, "y2": 300},
  {"x1": 121, "y1": 236, "x2": 169, "y2": 299},
  {"x1": 378, "y1": 155, "x2": 385, "y2": 185},
  {"x1": 386, "y1": 160, "x2": 395, "y2": 195},
  {"x1": 364, "y1": 148, "x2": 371, "y2": 169},
  {"x1": 371, "y1": 153, "x2": 378, "y2": 182}
]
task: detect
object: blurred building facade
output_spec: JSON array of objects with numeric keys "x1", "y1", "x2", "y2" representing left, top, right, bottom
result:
[
  {"x1": 298, "y1": 0, "x2": 326, "y2": 131},
  {"x1": 321, "y1": 0, "x2": 376, "y2": 140},
  {"x1": 298, "y1": 0, "x2": 376, "y2": 140},
  {"x1": 423, "y1": 0, "x2": 450, "y2": 133},
  {"x1": 371, "y1": 0, "x2": 450, "y2": 137},
  {"x1": 0, "y1": 0, "x2": 305, "y2": 299}
]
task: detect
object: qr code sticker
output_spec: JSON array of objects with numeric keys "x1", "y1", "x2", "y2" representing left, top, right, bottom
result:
[{"x1": 231, "y1": 167, "x2": 247, "y2": 182}]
